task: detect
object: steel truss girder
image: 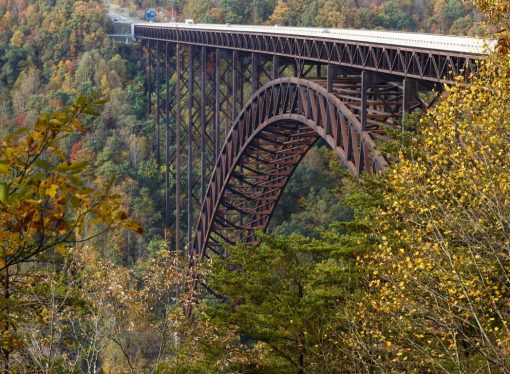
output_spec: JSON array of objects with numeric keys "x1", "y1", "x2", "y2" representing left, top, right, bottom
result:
[{"x1": 135, "y1": 26, "x2": 482, "y2": 83}]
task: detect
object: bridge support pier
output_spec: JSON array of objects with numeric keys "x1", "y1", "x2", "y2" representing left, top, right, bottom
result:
[
  {"x1": 272, "y1": 56, "x2": 280, "y2": 79},
  {"x1": 403, "y1": 78, "x2": 419, "y2": 126},
  {"x1": 164, "y1": 42, "x2": 173, "y2": 234},
  {"x1": 187, "y1": 45, "x2": 194, "y2": 249},
  {"x1": 361, "y1": 70, "x2": 375, "y2": 131}
]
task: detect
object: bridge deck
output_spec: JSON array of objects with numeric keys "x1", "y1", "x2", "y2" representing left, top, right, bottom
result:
[
  {"x1": 134, "y1": 22, "x2": 492, "y2": 55},
  {"x1": 134, "y1": 23, "x2": 488, "y2": 82}
]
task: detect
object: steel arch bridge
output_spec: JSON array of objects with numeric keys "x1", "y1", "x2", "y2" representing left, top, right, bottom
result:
[
  {"x1": 134, "y1": 23, "x2": 487, "y2": 259},
  {"x1": 192, "y1": 77, "x2": 388, "y2": 258}
]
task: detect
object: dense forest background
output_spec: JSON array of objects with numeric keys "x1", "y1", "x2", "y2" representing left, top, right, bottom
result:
[
  {"x1": 1, "y1": 0, "x2": 509, "y2": 372},
  {"x1": 111, "y1": 0, "x2": 483, "y2": 35}
]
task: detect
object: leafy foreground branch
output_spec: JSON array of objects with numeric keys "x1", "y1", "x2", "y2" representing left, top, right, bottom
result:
[
  {"x1": 349, "y1": 53, "x2": 510, "y2": 372},
  {"x1": 0, "y1": 97, "x2": 143, "y2": 371}
]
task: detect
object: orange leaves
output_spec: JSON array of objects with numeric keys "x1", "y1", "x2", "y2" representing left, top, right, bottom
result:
[{"x1": 496, "y1": 29, "x2": 510, "y2": 56}]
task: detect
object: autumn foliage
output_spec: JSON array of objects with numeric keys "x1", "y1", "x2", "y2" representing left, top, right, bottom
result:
[
  {"x1": 0, "y1": 97, "x2": 143, "y2": 369},
  {"x1": 342, "y1": 52, "x2": 510, "y2": 372},
  {"x1": 2, "y1": 0, "x2": 510, "y2": 372}
]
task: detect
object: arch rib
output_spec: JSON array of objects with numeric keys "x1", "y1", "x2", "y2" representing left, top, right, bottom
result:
[{"x1": 191, "y1": 77, "x2": 387, "y2": 259}]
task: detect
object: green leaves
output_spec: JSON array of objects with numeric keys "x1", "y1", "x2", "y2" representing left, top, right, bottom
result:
[
  {"x1": 191, "y1": 233, "x2": 356, "y2": 372},
  {"x1": 35, "y1": 159, "x2": 50, "y2": 170},
  {"x1": 55, "y1": 160, "x2": 89, "y2": 174}
]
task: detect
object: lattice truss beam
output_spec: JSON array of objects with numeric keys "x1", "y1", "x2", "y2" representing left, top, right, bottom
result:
[
  {"x1": 135, "y1": 26, "x2": 482, "y2": 83},
  {"x1": 192, "y1": 74, "x2": 439, "y2": 259}
]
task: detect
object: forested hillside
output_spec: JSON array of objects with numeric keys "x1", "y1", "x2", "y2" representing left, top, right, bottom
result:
[
  {"x1": 111, "y1": 0, "x2": 482, "y2": 35},
  {"x1": 1, "y1": 0, "x2": 509, "y2": 372},
  {"x1": 0, "y1": 1, "x2": 173, "y2": 371}
]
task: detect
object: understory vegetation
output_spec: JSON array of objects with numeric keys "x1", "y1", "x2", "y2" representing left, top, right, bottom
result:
[{"x1": 0, "y1": 0, "x2": 509, "y2": 372}]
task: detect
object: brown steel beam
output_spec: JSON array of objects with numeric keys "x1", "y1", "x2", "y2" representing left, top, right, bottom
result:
[
  {"x1": 134, "y1": 25, "x2": 483, "y2": 83},
  {"x1": 175, "y1": 43, "x2": 182, "y2": 251},
  {"x1": 188, "y1": 45, "x2": 194, "y2": 252}
]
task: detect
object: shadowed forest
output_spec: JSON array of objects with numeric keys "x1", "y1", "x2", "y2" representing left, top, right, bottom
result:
[{"x1": 1, "y1": 0, "x2": 510, "y2": 372}]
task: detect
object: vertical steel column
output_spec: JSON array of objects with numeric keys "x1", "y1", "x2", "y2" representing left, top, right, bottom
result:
[
  {"x1": 272, "y1": 56, "x2": 280, "y2": 80},
  {"x1": 251, "y1": 53, "x2": 259, "y2": 96},
  {"x1": 237, "y1": 53, "x2": 244, "y2": 241},
  {"x1": 147, "y1": 40, "x2": 152, "y2": 115},
  {"x1": 200, "y1": 47, "x2": 207, "y2": 204},
  {"x1": 187, "y1": 45, "x2": 194, "y2": 250},
  {"x1": 175, "y1": 44, "x2": 182, "y2": 251},
  {"x1": 361, "y1": 70, "x2": 375, "y2": 131},
  {"x1": 156, "y1": 41, "x2": 161, "y2": 165},
  {"x1": 214, "y1": 49, "x2": 220, "y2": 159},
  {"x1": 327, "y1": 65, "x2": 337, "y2": 93},
  {"x1": 240, "y1": 55, "x2": 245, "y2": 108},
  {"x1": 232, "y1": 50, "x2": 239, "y2": 121},
  {"x1": 165, "y1": 42, "x2": 171, "y2": 231},
  {"x1": 403, "y1": 78, "x2": 418, "y2": 125}
]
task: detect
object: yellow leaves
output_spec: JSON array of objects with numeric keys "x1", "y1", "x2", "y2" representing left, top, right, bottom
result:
[
  {"x1": 9, "y1": 29, "x2": 23, "y2": 47},
  {"x1": 112, "y1": 210, "x2": 128, "y2": 221},
  {"x1": 0, "y1": 96, "x2": 144, "y2": 272},
  {"x1": 119, "y1": 220, "x2": 144, "y2": 235},
  {"x1": 0, "y1": 183, "x2": 8, "y2": 204},
  {"x1": 54, "y1": 245, "x2": 69, "y2": 256},
  {"x1": 0, "y1": 160, "x2": 9, "y2": 173},
  {"x1": 354, "y1": 51, "x2": 510, "y2": 371},
  {"x1": 46, "y1": 184, "x2": 58, "y2": 198},
  {"x1": 55, "y1": 160, "x2": 88, "y2": 174}
]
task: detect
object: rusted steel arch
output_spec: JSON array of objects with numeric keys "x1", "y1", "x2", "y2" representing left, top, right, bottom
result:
[{"x1": 191, "y1": 77, "x2": 387, "y2": 259}]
